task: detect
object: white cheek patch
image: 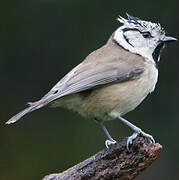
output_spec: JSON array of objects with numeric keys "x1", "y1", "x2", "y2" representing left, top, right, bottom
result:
[
  {"x1": 113, "y1": 29, "x2": 138, "y2": 54},
  {"x1": 113, "y1": 28, "x2": 156, "y2": 64}
]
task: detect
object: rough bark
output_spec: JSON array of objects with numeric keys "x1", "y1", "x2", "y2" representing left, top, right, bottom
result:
[{"x1": 42, "y1": 136, "x2": 162, "y2": 180}]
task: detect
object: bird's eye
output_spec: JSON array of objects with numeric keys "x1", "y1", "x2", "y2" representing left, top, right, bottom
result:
[{"x1": 142, "y1": 32, "x2": 152, "y2": 38}]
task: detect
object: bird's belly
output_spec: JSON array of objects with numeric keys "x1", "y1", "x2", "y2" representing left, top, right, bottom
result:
[{"x1": 81, "y1": 63, "x2": 158, "y2": 121}]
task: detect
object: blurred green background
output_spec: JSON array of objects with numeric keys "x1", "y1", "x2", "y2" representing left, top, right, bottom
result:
[{"x1": 0, "y1": 0, "x2": 179, "y2": 179}]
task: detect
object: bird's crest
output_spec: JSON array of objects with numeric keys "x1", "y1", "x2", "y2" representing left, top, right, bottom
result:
[{"x1": 117, "y1": 13, "x2": 165, "y2": 35}]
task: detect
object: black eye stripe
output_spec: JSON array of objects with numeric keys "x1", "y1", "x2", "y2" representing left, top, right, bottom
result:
[
  {"x1": 122, "y1": 28, "x2": 152, "y2": 37},
  {"x1": 122, "y1": 28, "x2": 140, "y2": 32},
  {"x1": 142, "y1": 32, "x2": 150, "y2": 35},
  {"x1": 142, "y1": 31, "x2": 152, "y2": 38}
]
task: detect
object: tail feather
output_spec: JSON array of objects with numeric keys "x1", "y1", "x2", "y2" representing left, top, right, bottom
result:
[
  {"x1": 5, "y1": 101, "x2": 44, "y2": 124},
  {"x1": 6, "y1": 92, "x2": 61, "y2": 124}
]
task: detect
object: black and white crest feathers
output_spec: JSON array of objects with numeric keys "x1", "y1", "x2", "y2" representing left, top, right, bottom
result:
[{"x1": 117, "y1": 13, "x2": 165, "y2": 35}]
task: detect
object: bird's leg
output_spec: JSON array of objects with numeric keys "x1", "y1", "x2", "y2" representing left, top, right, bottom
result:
[
  {"x1": 100, "y1": 122, "x2": 117, "y2": 148},
  {"x1": 109, "y1": 112, "x2": 155, "y2": 150},
  {"x1": 95, "y1": 119, "x2": 116, "y2": 148}
]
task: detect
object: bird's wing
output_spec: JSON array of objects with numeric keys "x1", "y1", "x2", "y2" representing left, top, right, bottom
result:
[
  {"x1": 40, "y1": 54, "x2": 145, "y2": 105},
  {"x1": 51, "y1": 61, "x2": 144, "y2": 98}
]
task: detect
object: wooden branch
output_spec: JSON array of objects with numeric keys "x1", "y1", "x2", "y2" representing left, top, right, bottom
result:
[{"x1": 42, "y1": 136, "x2": 162, "y2": 180}]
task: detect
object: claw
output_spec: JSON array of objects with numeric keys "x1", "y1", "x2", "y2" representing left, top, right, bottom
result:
[
  {"x1": 105, "y1": 139, "x2": 117, "y2": 148},
  {"x1": 141, "y1": 131, "x2": 155, "y2": 143},
  {"x1": 127, "y1": 129, "x2": 155, "y2": 150},
  {"x1": 127, "y1": 132, "x2": 138, "y2": 151}
]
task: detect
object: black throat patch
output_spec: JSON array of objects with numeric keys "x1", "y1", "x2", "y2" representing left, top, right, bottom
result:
[{"x1": 152, "y1": 42, "x2": 165, "y2": 67}]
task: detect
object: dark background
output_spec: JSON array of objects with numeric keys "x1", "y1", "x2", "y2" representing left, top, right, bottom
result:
[{"x1": 0, "y1": 0, "x2": 179, "y2": 179}]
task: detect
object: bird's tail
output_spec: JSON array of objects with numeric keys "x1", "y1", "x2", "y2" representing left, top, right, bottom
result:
[{"x1": 6, "y1": 99, "x2": 49, "y2": 124}]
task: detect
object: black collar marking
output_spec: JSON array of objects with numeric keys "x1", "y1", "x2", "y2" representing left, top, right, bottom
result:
[
  {"x1": 123, "y1": 34, "x2": 134, "y2": 47},
  {"x1": 112, "y1": 38, "x2": 141, "y2": 57},
  {"x1": 112, "y1": 38, "x2": 129, "y2": 52}
]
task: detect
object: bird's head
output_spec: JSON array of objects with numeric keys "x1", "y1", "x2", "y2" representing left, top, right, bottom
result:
[{"x1": 113, "y1": 13, "x2": 177, "y2": 64}]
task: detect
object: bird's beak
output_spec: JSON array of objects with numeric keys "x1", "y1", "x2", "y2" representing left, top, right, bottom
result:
[{"x1": 162, "y1": 36, "x2": 177, "y2": 43}]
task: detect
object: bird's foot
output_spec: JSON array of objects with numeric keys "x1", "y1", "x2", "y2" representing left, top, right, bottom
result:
[
  {"x1": 105, "y1": 139, "x2": 117, "y2": 148},
  {"x1": 127, "y1": 128, "x2": 155, "y2": 150}
]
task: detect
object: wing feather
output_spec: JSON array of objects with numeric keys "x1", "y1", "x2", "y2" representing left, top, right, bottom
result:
[{"x1": 41, "y1": 59, "x2": 145, "y2": 103}]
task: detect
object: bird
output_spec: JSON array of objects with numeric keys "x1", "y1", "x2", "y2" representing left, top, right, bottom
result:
[{"x1": 6, "y1": 13, "x2": 177, "y2": 149}]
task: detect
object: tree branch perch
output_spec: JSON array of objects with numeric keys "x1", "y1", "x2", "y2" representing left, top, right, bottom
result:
[{"x1": 42, "y1": 136, "x2": 162, "y2": 180}]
